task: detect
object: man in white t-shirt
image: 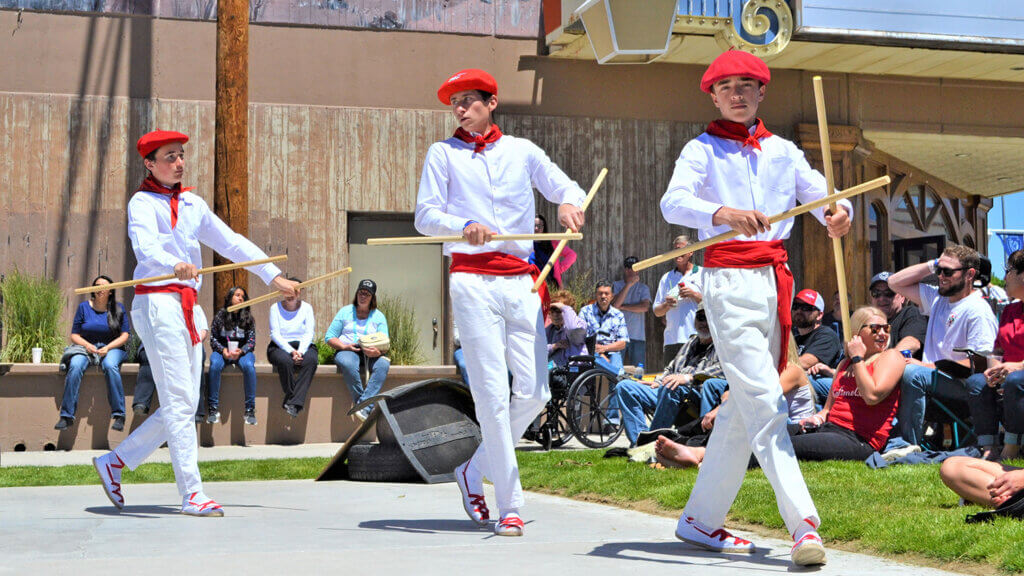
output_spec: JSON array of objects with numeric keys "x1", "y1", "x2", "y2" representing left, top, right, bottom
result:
[
  {"x1": 653, "y1": 235, "x2": 703, "y2": 361},
  {"x1": 612, "y1": 256, "x2": 652, "y2": 368},
  {"x1": 888, "y1": 244, "x2": 998, "y2": 446}
]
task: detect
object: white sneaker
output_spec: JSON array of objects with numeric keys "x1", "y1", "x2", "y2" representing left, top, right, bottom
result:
[
  {"x1": 675, "y1": 516, "x2": 755, "y2": 553},
  {"x1": 791, "y1": 531, "x2": 827, "y2": 566},
  {"x1": 181, "y1": 492, "x2": 224, "y2": 517},
  {"x1": 92, "y1": 452, "x2": 126, "y2": 510},
  {"x1": 454, "y1": 459, "x2": 489, "y2": 526},
  {"x1": 494, "y1": 513, "x2": 524, "y2": 537}
]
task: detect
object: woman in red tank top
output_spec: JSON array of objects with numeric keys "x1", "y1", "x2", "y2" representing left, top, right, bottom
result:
[{"x1": 788, "y1": 306, "x2": 904, "y2": 460}]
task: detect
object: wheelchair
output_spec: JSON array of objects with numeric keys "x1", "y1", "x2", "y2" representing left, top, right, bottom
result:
[{"x1": 530, "y1": 349, "x2": 626, "y2": 450}]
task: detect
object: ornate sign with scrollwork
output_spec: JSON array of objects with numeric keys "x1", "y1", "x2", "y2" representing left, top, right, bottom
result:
[{"x1": 674, "y1": 0, "x2": 793, "y2": 57}]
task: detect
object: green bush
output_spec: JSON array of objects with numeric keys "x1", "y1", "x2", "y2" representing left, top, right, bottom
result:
[
  {"x1": 314, "y1": 336, "x2": 335, "y2": 365},
  {"x1": 377, "y1": 294, "x2": 426, "y2": 365},
  {"x1": 558, "y1": 268, "x2": 595, "y2": 312},
  {"x1": 1, "y1": 270, "x2": 66, "y2": 363}
]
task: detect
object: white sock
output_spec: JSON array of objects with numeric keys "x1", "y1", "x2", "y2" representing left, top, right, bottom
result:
[{"x1": 793, "y1": 516, "x2": 820, "y2": 542}]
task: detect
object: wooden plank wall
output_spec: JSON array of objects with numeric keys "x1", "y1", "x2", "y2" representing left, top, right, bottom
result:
[{"x1": 1, "y1": 90, "x2": 727, "y2": 368}]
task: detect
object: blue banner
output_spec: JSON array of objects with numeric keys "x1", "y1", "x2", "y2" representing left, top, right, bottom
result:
[{"x1": 997, "y1": 232, "x2": 1024, "y2": 255}]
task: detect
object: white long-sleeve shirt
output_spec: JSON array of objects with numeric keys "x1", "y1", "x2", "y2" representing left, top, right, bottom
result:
[
  {"x1": 127, "y1": 189, "x2": 282, "y2": 290},
  {"x1": 660, "y1": 131, "x2": 853, "y2": 241},
  {"x1": 269, "y1": 301, "x2": 315, "y2": 354},
  {"x1": 414, "y1": 134, "x2": 587, "y2": 259}
]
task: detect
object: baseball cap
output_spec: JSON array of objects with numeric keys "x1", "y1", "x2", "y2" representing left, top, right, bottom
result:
[
  {"x1": 357, "y1": 279, "x2": 377, "y2": 296},
  {"x1": 623, "y1": 256, "x2": 638, "y2": 269},
  {"x1": 794, "y1": 289, "x2": 825, "y2": 312},
  {"x1": 870, "y1": 271, "x2": 892, "y2": 288}
]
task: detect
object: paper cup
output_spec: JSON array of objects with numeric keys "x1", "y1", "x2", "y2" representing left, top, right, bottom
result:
[
  {"x1": 228, "y1": 341, "x2": 239, "y2": 352},
  {"x1": 31, "y1": 347, "x2": 43, "y2": 364}
]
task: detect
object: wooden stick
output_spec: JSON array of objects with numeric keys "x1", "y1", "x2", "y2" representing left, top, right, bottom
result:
[
  {"x1": 632, "y1": 176, "x2": 890, "y2": 272},
  {"x1": 366, "y1": 232, "x2": 582, "y2": 246},
  {"x1": 73, "y1": 255, "x2": 288, "y2": 295},
  {"x1": 227, "y1": 266, "x2": 353, "y2": 312},
  {"x1": 532, "y1": 168, "x2": 608, "y2": 292},
  {"x1": 813, "y1": 76, "x2": 853, "y2": 342}
]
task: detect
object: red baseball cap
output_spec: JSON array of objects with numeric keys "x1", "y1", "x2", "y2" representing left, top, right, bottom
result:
[
  {"x1": 437, "y1": 69, "x2": 498, "y2": 105},
  {"x1": 794, "y1": 289, "x2": 825, "y2": 312},
  {"x1": 137, "y1": 130, "x2": 189, "y2": 158},
  {"x1": 700, "y1": 50, "x2": 771, "y2": 94}
]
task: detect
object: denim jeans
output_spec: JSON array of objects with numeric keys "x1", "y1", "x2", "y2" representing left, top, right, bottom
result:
[
  {"x1": 596, "y1": 351, "x2": 624, "y2": 423},
  {"x1": 60, "y1": 348, "x2": 126, "y2": 419},
  {"x1": 808, "y1": 375, "x2": 833, "y2": 409},
  {"x1": 899, "y1": 364, "x2": 984, "y2": 446},
  {"x1": 133, "y1": 346, "x2": 155, "y2": 411},
  {"x1": 454, "y1": 347, "x2": 470, "y2": 387},
  {"x1": 624, "y1": 340, "x2": 647, "y2": 368},
  {"x1": 967, "y1": 370, "x2": 1024, "y2": 447},
  {"x1": 699, "y1": 377, "x2": 730, "y2": 417},
  {"x1": 615, "y1": 379, "x2": 701, "y2": 445},
  {"x1": 208, "y1": 350, "x2": 257, "y2": 412},
  {"x1": 335, "y1": 350, "x2": 390, "y2": 410}
]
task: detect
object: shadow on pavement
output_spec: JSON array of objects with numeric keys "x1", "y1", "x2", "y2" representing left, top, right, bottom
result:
[
  {"x1": 85, "y1": 505, "x2": 180, "y2": 518},
  {"x1": 356, "y1": 518, "x2": 497, "y2": 534},
  {"x1": 588, "y1": 541, "x2": 797, "y2": 572}
]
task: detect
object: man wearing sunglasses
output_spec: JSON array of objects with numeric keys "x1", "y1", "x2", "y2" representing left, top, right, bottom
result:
[
  {"x1": 887, "y1": 245, "x2": 998, "y2": 446},
  {"x1": 869, "y1": 271, "x2": 927, "y2": 360}
]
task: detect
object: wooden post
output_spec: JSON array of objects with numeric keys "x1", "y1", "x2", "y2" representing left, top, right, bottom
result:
[{"x1": 214, "y1": 0, "x2": 249, "y2": 304}]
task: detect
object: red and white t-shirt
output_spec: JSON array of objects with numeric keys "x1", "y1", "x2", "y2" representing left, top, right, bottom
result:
[{"x1": 827, "y1": 361, "x2": 899, "y2": 452}]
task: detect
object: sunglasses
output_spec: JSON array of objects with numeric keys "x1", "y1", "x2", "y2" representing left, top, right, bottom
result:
[
  {"x1": 549, "y1": 307, "x2": 564, "y2": 314},
  {"x1": 870, "y1": 289, "x2": 895, "y2": 299},
  {"x1": 935, "y1": 266, "x2": 966, "y2": 277},
  {"x1": 695, "y1": 313, "x2": 707, "y2": 322},
  {"x1": 792, "y1": 304, "x2": 818, "y2": 313},
  {"x1": 861, "y1": 323, "x2": 891, "y2": 334}
]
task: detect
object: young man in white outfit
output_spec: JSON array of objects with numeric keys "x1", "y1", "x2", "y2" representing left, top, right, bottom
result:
[
  {"x1": 659, "y1": 51, "x2": 852, "y2": 566},
  {"x1": 92, "y1": 130, "x2": 299, "y2": 516},
  {"x1": 415, "y1": 69, "x2": 586, "y2": 536}
]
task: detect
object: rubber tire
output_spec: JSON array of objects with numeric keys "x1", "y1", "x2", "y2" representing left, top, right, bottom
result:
[
  {"x1": 346, "y1": 443, "x2": 421, "y2": 482},
  {"x1": 566, "y1": 368, "x2": 624, "y2": 449}
]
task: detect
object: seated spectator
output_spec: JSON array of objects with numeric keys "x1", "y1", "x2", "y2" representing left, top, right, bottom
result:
[
  {"x1": 132, "y1": 343, "x2": 154, "y2": 415},
  {"x1": 940, "y1": 457, "x2": 1024, "y2": 508},
  {"x1": 56, "y1": 275, "x2": 131, "y2": 432},
  {"x1": 820, "y1": 290, "x2": 847, "y2": 339},
  {"x1": 787, "y1": 306, "x2": 903, "y2": 461},
  {"x1": 546, "y1": 289, "x2": 587, "y2": 367},
  {"x1": 206, "y1": 287, "x2": 259, "y2": 426},
  {"x1": 580, "y1": 280, "x2": 629, "y2": 375},
  {"x1": 267, "y1": 279, "x2": 318, "y2": 417},
  {"x1": 326, "y1": 279, "x2": 390, "y2": 422},
  {"x1": 615, "y1": 305, "x2": 724, "y2": 445},
  {"x1": 888, "y1": 245, "x2": 998, "y2": 446},
  {"x1": 530, "y1": 214, "x2": 576, "y2": 288},
  {"x1": 652, "y1": 338, "x2": 818, "y2": 467},
  {"x1": 792, "y1": 289, "x2": 843, "y2": 407},
  {"x1": 653, "y1": 235, "x2": 703, "y2": 360},
  {"x1": 612, "y1": 256, "x2": 652, "y2": 367},
  {"x1": 453, "y1": 322, "x2": 468, "y2": 387},
  {"x1": 869, "y1": 271, "x2": 927, "y2": 360},
  {"x1": 966, "y1": 249, "x2": 1024, "y2": 460}
]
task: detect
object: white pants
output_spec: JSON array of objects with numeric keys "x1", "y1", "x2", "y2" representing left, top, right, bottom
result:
[
  {"x1": 451, "y1": 273, "x2": 549, "y2": 515},
  {"x1": 115, "y1": 293, "x2": 204, "y2": 497},
  {"x1": 682, "y1": 266, "x2": 818, "y2": 535}
]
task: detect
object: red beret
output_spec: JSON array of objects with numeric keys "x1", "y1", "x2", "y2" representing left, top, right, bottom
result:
[
  {"x1": 137, "y1": 130, "x2": 189, "y2": 158},
  {"x1": 700, "y1": 50, "x2": 771, "y2": 94},
  {"x1": 437, "y1": 69, "x2": 498, "y2": 105}
]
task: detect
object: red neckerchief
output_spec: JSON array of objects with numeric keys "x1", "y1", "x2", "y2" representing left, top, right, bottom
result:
[
  {"x1": 137, "y1": 175, "x2": 194, "y2": 229},
  {"x1": 453, "y1": 124, "x2": 503, "y2": 153},
  {"x1": 705, "y1": 118, "x2": 773, "y2": 151},
  {"x1": 704, "y1": 240, "x2": 791, "y2": 373},
  {"x1": 134, "y1": 284, "x2": 201, "y2": 345},
  {"x1": 450, "y1": 252, "x2": 549, "y2": 317}
]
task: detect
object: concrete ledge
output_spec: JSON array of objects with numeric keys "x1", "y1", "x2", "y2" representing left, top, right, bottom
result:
[{"x1": 0, "y1": 363, "x2": 461, "y2": 452}]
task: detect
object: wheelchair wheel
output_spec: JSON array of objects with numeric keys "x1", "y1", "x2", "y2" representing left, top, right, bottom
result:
[
  {"x1": 566, "y1": 368, "x2": 624, "y2": 448},
  {"x1": 538, "y1": 402, "x2": 573, "y2": 449}
]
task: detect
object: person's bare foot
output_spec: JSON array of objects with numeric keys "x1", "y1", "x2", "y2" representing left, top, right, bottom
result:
[
  {"x1": 1002, "y1": 445, "x2": 1020, "y2": 461},
  {"x1": 655, "y1": 435, "x2": 702, "y2": 469}
]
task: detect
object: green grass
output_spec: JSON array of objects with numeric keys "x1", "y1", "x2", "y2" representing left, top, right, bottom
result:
[
  {"x1": 518, "y1": 451, "x2": 1024, "y2": 574},
  {"x1": 0, "y1": 457, "x2": 329, "y2": 488}
]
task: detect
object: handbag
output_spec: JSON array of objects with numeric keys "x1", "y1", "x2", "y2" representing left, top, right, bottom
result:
[{"x1": 358, "y1": 332, "x2": 391, "y2": 354}]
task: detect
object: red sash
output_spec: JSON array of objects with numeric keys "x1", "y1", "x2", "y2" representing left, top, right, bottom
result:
[
  {"x1": 135, "y1": 284, "x2": 201, "y2": 345},
  {"x1": 450, "y1": 252, "x2": 549, "y2": 314},
  {"x1": 704, "y1": 240, "x2": 792, "y2": 373}
]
